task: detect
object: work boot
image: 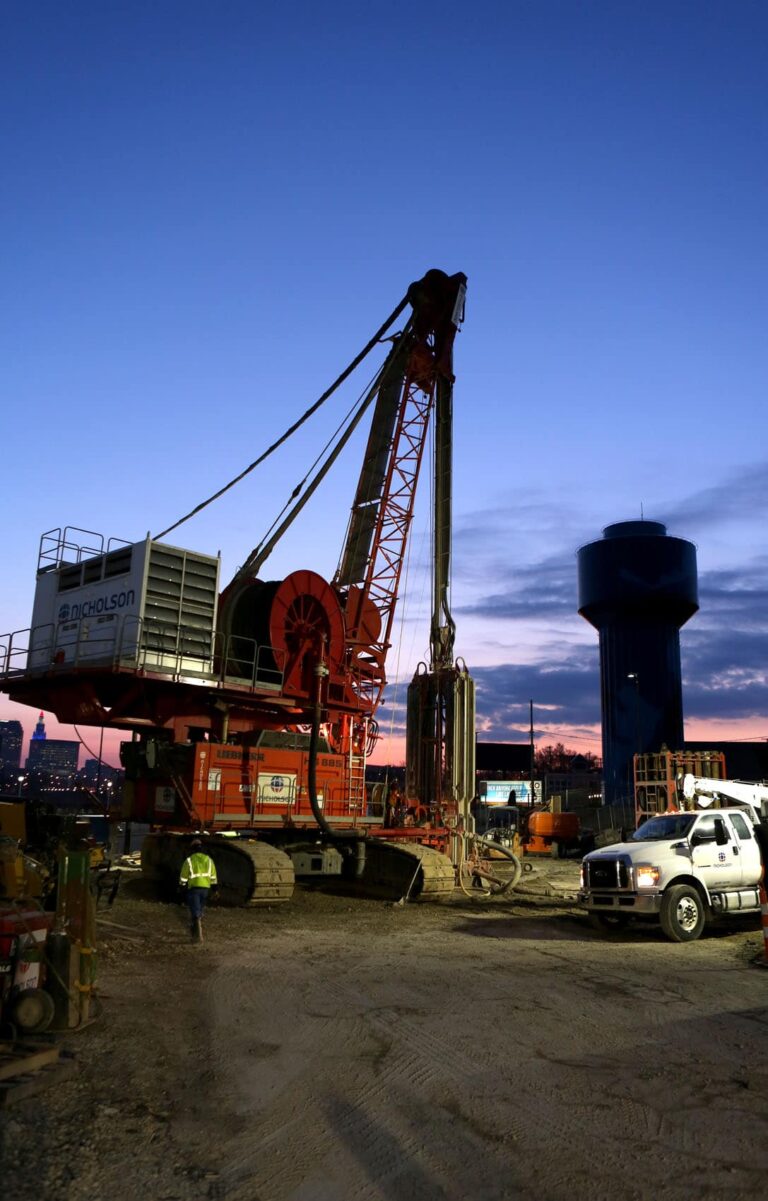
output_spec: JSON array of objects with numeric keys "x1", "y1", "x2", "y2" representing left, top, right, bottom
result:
[{"x1": 192, "y1": 918, "x2": 203, "y2": 943}]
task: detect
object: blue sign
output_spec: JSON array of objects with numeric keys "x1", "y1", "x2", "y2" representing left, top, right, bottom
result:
[{"x1": 483, "y1": 780, "x2": 542, "y2": 805}]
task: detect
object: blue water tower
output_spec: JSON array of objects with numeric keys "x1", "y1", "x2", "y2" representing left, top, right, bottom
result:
[{"x1": 577, "y1": 521, "x2": 698, "y2": 806}]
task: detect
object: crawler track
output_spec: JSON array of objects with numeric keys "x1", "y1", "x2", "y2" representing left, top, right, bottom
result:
[
  {"x1": 360, "y1": 840, "x2": 455, "y2": 902},
  {"x1": 141, "y1": 833, "x2": 295, "y2": 905}
]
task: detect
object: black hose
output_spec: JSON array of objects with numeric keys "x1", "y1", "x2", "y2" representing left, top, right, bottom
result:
[
  {"x1": 307, "y1": 663, "x2": 366, "y2": 878},
  {"x1": 307, "y1": 664, "x2": 335, "y2": 841}
]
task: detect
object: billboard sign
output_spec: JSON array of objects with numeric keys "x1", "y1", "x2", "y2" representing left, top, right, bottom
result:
[{"x1": 482, "y1": 780, "x2": 543, "y2": 806}]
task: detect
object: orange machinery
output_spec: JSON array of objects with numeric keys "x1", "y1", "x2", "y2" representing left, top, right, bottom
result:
[
  {"x1": 524, "y1": 810, "x2": 581, "y2": 857},
  {"x1": 2, "y1": 271, "x2": 472, "y2": 901}
]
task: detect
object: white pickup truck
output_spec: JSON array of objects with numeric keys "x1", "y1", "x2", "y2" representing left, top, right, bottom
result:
[{"x1": 580, "y1": 805, "x2": 765, "y2": 942}]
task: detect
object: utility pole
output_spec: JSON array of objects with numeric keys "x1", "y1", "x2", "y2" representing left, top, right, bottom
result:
[{"x1": 529, "y1": 699, "x2": 535, "y2": 807}]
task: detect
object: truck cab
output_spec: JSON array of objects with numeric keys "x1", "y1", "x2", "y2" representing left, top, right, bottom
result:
[{"x1": 580, "y1": 806, "x2": 764, "y2": 942}]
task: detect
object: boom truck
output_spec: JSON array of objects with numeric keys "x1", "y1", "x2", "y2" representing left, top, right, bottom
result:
[
  {"x1": 580, "y1": 773, "x2": 768, "y2": 942},
  {"x1": 0, "y1": 270, "x2": 518, "y2": 904}
]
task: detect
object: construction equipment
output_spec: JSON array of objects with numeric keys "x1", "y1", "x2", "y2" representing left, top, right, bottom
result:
[
  {"x1": 633, "y1": 748, "x2": 727, "y2": 826},
  {"x1": 581, "y1": 801, "x2": 767, "y2": 943},
  {"x1": 0, "y1": 803, "x2": 52, "y2": 904},
  {"x1": 0, "y1": 907, "x2": 56, "y2": 1034},
  {"x1": 0, "y1": 800, "x2": 109, "y2": 903},
  {"x1": 582, "y1": 773, "x2": 768, "y2": 942},
  {"x1": 524, "y1": 809, "x2": 581, "y2": 858},
  {"x1": 0, "y1": 847, "x2": 99, "y2": 1035},
  {"x1": 679, "y1": 773, "x2": 768, "y2": 821},
  {"x1": 0, "y1": 838, "x2": 49, "y2": 904},
  {"x1": 1, "y1": 270, "x2": 494, "y2": 903},
  {"x1": 473, "y1": 800, "x2": 580, "y2": 859}
]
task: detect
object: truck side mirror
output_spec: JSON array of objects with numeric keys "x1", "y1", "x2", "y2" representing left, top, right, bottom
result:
[{"x1": 714, "y1": 818, "x2": 729, "y2": 846}]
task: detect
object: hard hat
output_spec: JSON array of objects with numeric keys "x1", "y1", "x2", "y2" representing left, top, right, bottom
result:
[{"x1": 190, "y1": 838, "x2": 203, "y2": 850}]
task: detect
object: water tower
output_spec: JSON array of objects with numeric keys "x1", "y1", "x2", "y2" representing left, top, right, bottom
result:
[{"x1": 577, "y1": 521, "x2": 698, "y2": 805}]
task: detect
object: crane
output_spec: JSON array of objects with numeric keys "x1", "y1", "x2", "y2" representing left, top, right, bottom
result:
[
  {"x1": 1, "y1": 270, "x2": 491, "y2": 903},
  {"x1": 680, "y1": 774, "x2": 768, "y2": 823}
]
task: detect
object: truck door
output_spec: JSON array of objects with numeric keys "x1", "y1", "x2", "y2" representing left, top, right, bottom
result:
[
  {"x1": 689, "y1": 813, "x2": 741, "y2": 888},
  {"x1": 726, "y1": 810, "x2": 762, "y2": 885}
]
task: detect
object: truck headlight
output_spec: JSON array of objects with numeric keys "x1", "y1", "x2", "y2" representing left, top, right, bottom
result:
[{"x1": 636, "y1": 865, "x2": 660, "y2": 888}]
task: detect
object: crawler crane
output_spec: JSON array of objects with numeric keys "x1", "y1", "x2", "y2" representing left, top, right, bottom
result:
[{"x1": 1, "y1": 270, "x2": 514, "y2": 903}]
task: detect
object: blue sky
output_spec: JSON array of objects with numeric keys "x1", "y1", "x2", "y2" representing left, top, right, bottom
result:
[{"x1": 1, "y1": 1, "x2": 767, "y2": 764}]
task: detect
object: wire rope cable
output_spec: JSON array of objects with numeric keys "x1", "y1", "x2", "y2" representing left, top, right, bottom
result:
[
  {"x1": 74, "y1": 723, "x2": 105, "y2": 766},
  {"x1": 153, "y1": 294, "x2": 408, "y2": 541},
  {"x1": 239, "y1": 358, "x2": 388, "y2": 578}
]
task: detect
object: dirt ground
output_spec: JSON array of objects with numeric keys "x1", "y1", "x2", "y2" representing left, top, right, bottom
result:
[{"x1": 2, "y1": 858, "x2": 768, "y2": 1201}]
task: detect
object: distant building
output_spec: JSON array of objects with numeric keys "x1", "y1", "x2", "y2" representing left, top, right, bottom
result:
[
  {"x1": 25, "y1": 713, "x2": 79, "y2": 775},
  {"x1": 544, "y1": 770, "x2": 603, "y2": 803},
  {"x1": 26, "y1": 710, "x2": 79, "y2": 778},
  {"x1": 82, "y1": 758, "x2": 120, "y2": 786},
  {"x1": 26, "y1": 739, "x2": 80, "y2": 775},
  {"x1": 476, "y1": 742, "x2": 531, "y2": 775},
  {"x1": 0, "y1": 720, "x2": 23, "y2": 776},
  {"x1": 30, "y1": 711, "x2": 47, "y2": 742}
]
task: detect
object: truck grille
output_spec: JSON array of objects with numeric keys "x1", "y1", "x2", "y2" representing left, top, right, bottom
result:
[{"x1": 586, "y1": 857, "x2": 630, "y2": 890}]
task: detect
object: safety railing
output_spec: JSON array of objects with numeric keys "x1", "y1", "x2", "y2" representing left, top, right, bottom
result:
[
  {"x1": 0, "y1": 627, "x2": 46, "y2": 677},
  {"x1": 37, "y1": 526, "x2": 133, "y2": 573},
  {"x1": 209, "y1": 781, "x2": 378, "y2": 825},
  {"x1": 219, "y1": 631, "x2": 286, "y2": 691},
  {"x1": 0, "y1": 615, "x2": 287, "y2": 695}
]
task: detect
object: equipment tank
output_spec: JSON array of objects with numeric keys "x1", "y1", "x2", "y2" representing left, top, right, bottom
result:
[{"x1": 577, "y1": 520, "x2": 698, "y2": 806}]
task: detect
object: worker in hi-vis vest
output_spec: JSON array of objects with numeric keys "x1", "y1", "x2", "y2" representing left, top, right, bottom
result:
[{"x1": 179, "y1": 838, "x2": 218, "y2": 942}]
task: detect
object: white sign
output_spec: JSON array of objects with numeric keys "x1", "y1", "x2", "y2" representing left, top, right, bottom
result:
[
  {"x1": 155, "y1": 786, "x2": 176, "y2": 813},
  {"x1": 257, "y1": 772, "x2": 297, "y2": 805}
]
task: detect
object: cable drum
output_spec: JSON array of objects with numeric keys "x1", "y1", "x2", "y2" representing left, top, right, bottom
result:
[
  {"x1": 218, "y1": 570, "x2": 345, "y2": 697},
  {"x1": 268, "y1": 571, "x2": 345, "y2": 695},
  {"x1": 217, "y1": 576, "x2": 276, "y2": 683}
]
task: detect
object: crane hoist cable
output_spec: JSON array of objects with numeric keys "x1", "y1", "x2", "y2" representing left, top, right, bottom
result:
[
  {"x1": 249, "y1": 364, "x2": 383, "y2": 562},
  {"x1": 237, "y1": 353, "x2": 395, "y2": 581},
  {"x1": 153, "y1": 293, "x2": 409, "y2": 542},
  {"x1": 237, "y1": 308, "x2": 418, "y2": 581}
]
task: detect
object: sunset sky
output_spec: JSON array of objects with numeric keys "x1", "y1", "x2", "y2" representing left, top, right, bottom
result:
[{"x1": 2, "y1": 2, "x2": 767, "y2": 768}]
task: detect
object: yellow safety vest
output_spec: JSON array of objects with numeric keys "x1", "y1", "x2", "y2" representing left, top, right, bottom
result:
[{"x1": 180, "y1": 852, "x2": 218, "y2": 889}]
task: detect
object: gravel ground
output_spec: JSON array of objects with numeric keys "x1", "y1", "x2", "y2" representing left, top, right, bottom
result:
[{"x1": 2, "y1": 858, "x2": 768, "y2": 1201}]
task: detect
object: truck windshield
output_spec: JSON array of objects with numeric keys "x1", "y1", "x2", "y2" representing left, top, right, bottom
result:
[{"x1": 632, "y1": 814, "x2": 696, "y2": 841}]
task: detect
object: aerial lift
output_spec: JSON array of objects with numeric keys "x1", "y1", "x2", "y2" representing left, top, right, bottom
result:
[{"x1": 1, "y1": 271, "x2": 513, "y2": 903}]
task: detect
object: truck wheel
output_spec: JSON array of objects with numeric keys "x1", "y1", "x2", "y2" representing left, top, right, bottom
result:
[{"x1": 660, "y1": 884, "x2": 705, "y2": 942}]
